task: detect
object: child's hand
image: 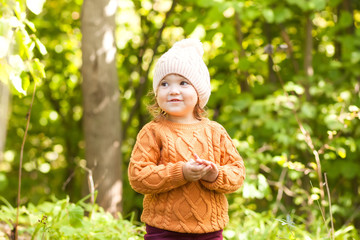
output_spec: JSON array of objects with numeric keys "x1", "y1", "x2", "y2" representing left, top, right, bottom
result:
[
  {"x1": 182, "y1": 159, "x2": 211, "y2": 182},
  {"x1": 194, "y1": 154, "x2": 219, "y2": 183}
]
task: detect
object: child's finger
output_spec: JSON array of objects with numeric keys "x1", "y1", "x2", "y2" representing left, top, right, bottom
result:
[
  {"x1": 194, "y1": 158, "x2": 203, "y2": 164},
  {"x1": 204, "y1": 165, "x2": 212, "y2": 172},
  {"x1": 201, "y1": 165, "x2": 212, "y2": 176},
  {"x1": 193, "y1": 155, "x2": 206, "y2": 164},
  {"x1": 195, "y1": 158, "x2": 210, "y2": 166},
  {"x1": 189, "y1": 159, "x2": 201, "y2": 166},
  {"x1": 193, "y1": 153, "x2": 201, "y2": 160},
  {"x1": 208, "y1": 162, "x2": 217, "y2": 168}
]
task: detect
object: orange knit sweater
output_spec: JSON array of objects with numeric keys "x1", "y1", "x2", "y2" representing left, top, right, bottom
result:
[{"x1": 128, "y1": 118, "x2": 245, "y2": 234}]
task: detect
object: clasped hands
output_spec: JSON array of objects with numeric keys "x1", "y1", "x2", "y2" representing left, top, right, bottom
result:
[{"x1": 182, "y1": 153, "x2": 219, "y2": 183}]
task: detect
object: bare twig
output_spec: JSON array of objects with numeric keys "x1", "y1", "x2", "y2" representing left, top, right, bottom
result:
[
  {"x1": 256, "y1": 144, "x2": 272, "y2": 153},
  {"x1": 78, "y1": 165, "x2": 95, "y2": 204},
  {"x1": 309, "y1": 180, "x2": 328, "y2": 229},
  {"x1": 15, "y1": 83, "x2": 37, "y2": 240},
  {"x1": 324, "y1": 173, "x2": 335, "y2": 239},
  {"x1": 273, "y1": 167, "x2": 287, "y2": 215},
  {"x1": 267, "y1": 179, "x2": 295, "y2": 197},
  {"x1": 62, "y1": 170, "x2": 75, "y2": 191},
  {"x1": 87, "y1": 169, "x2": 95, "y2": 204},
  {"x1": 280, "y1": 24, "x2": 299, "y2": 73}
]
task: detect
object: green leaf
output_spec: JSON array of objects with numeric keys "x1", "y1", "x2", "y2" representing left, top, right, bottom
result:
[
  {"x1": 26, "y1": 0, "x2": 46, "y2": 15},
  {"x1": 28, "y1": 58, "x2": 46, "y2": 82},
  {"x1": 274, "y1": 7, "x2": 292, "y2": 23},
  {"x1": 12, "y1": 0, "x2": 23, "y2": 19},
  {"x1": 0, "y1": 36, "x2": 10, "y2": 58},
  {"x1": 21, "y1": 73, "x2": 30, "y2": 92},
  {"x1": 15, "y1": 30, "x2": 31, "y2": 60},
  {"x1": 284, "y1": 81, "x2": 304, "y2": 95},
  {"x1": 10, "y1": 74, "x2": 26, "y2": 95},
  {"x1": 308, "y1": 0, "x2": 326, "y2": 11},
  {"x1": 0, "y1": 173, "x2": 9, "y2": 192},
  {"x1": 68, "y1": 204, "x2": 84, "y2": 228},
  {"x1": 301, "y1": 102, "x2": 317, "y2": 119},
  {"x1": 59, "y1": 225, "x2": 78, "y2": 236},
  {"x1": 286, "y1": 0, "x2": 308, "y2": 11},
  {"x1": 249, "y1": 101, "x2": 265, "y2": 117},
  {"x1": 24, "y1": 19, "x2": 37, "y2": 32},
  {"x1": 243, "y1": 6, "x2": 261, "y2": 21},
  {"x1": 35, "y1": 38, "x2": 47, "y2": 55},
  {"x1": 338, "y1": 12, "x2": 353, "y2": 29},
  {"x1": 262, "y1": 9, "x2": 274, "y2": 23},
  {"x1": 233, "y1": 94, "x2": 253, "y2": 111},
  {"x1": 337, "y1": 147, "x2": 346, "y2": 159},
  {"x1": 0, "y1": 196, "x2": 13, "y2": 209},
  {"x1": 324, "y1": 114, "x2": 344, "y2": 130},
  {"x1": 351, "y1": 51, "x2": 360, "y2": 64},
  {"x1": 329, "y1": 0, "x2": 342, "y2": 7},
  {"x1": 349, "y1": 105, "x2": 359, "y2": 112},
  {"x1": 9, "y1": 54, "x2": 26, "y2": 75}
]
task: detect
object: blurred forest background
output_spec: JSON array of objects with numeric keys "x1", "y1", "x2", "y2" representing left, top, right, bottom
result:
[{"x1": 1, "y1": 0, "x2": 360, "y2": 239}]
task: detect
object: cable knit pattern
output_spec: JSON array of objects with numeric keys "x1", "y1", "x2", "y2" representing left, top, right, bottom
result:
[{"x1": 128, "y1": 118, "x2": 246, "y2": 234}]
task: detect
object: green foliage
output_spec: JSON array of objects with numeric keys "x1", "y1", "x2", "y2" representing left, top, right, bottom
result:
[
  {"x1": 0, "y1": 196, "x2": 145, "y2": 239},
  {"x1": 1, "y1": 0, "x2": 84, "y2": 205},
  {"x1": 1, "y1": 195, "x2": 358, "y2": 239},
  {"x1": 225, "y1": 205, "x2": 359, "y2": 240},
  {"x1": 0, "y1": 0, "x2": 46, "y2": 94}
]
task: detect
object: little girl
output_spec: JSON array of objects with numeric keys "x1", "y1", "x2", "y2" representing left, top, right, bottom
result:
[{"x1": 128, "y1": 39, "x2": 245, "y2": 240}]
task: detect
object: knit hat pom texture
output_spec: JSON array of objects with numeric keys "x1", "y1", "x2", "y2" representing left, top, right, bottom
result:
[{"x1": 153, "y1": 39, "x2": 211, "y2": 108}]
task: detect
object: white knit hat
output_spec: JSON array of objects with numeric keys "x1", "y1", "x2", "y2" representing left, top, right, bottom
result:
[{"x1": 153, "y1": 38, "x2": 211, "y2": 108}]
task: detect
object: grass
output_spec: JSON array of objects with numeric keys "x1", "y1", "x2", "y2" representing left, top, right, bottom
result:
[{"x1": 0, "y1": 195, "x2": 359, "y2": 240}]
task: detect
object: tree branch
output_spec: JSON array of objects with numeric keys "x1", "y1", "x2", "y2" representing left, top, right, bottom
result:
[
  {"x1": 280, "y1": 24, "x2": 299, "y2": 73},
  {"x1": 272, "y1": 167, "x2": 288, "y2": 215}
]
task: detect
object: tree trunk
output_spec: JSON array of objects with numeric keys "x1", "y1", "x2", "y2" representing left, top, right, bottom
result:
[
  {"x1": 304, "y1": 16, "x2": 313, "y2": 77},
  {"x1": 304, "y1": 15, "x2": 313, "y2": 101},
  {"x1": 264, "y1": 23, "x2": 277, "y2": 84},
  {"x1": 234, "y1": 12, "x2": 249, "y2": 92},
  {"x1": 0, "y1": 82, "x2": 10, "y2": 161},
  {"x1": 81, "y1": 0, "x2": 122, "y2": 215}
]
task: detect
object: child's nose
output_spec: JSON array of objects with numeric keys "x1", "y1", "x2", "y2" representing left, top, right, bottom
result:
[{"x1": 169, "y1": 85, "x2": 180, "y2": 94}]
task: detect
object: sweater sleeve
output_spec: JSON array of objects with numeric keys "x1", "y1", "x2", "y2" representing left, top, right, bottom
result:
[
  {"x1": 200, "y1": 125, "x2": 245, "y2": 193},
  {"x1": 128, "y1": 123, "x2": 187, "y2": 195}
]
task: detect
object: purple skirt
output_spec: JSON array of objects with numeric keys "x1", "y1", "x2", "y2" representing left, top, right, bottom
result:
[{"x1": 144, "y1": 224, "x2": 223, "y2": 240}]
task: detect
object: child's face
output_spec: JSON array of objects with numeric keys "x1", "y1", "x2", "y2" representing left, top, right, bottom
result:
[{"x1": 156, "y1": 74, "x2": 198, "y2": 123}]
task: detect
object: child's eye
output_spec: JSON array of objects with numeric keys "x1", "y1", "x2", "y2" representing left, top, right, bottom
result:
[
  {"x1": 180, "y1": 81, "x2": 189, "y2": 86},
  {"x1": 160, "y1": 82, "x2": 168, "y2": 87}
]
